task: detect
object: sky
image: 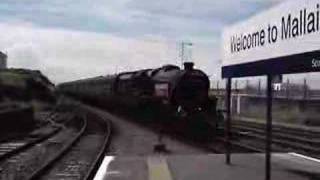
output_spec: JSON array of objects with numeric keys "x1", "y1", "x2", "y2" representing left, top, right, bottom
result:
[{"x1": 1, "y1": 0, "x2": 311, "y2": 87}]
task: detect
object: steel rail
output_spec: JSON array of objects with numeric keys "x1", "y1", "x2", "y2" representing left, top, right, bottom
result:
[
  {"x1": 0, "y1": 110, "x2": 63, "y2": 162},
  {"x1": 83, "y1": 112, "x2": 112, "y2": 180},
  {"x1": 26, "y1": 114, "x2": 87, "y2": 180},
  {"x1": 0, "y1": 127, "x2": 61, "y2": 162}
]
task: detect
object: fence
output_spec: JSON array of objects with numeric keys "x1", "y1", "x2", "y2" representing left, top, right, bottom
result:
[
  {"x1": 211, "y1": 78, "x2": 320, "y2": 100},
  {"x1": 210, "y1": 78, "x2": 320, "y2": 126}
]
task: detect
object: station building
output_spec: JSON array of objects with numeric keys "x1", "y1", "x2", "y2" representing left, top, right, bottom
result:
[{"x1": 0, "y1": 51, "x2": 7, "y2": 69}]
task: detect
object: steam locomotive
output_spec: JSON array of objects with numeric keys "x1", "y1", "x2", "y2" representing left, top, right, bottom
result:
[{"x1": 58, "y1": 62, "x2": 221, "y2": 135}]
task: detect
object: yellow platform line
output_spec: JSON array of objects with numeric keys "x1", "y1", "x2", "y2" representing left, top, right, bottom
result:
[{"x1": 147, "y1": 156, "x2": 173, "y2": 180}]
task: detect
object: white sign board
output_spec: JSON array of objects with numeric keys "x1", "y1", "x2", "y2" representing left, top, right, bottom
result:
[{"x1": 222, "y1": 0, "x2": 320, "y2": 77}]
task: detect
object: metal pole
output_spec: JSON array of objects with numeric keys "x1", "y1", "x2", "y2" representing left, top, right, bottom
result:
[
  {"x1": 180, "y1": 42, "x2": 193, "y2": 68},
  {"x1": 258, "y1": 79, "x2": 261, "y2": 95},
  {"x1": 246, "y1": 79, "x2": 249, "y2": 94},
  {"x1": 217, "y1": 80, "x2": 220, "y2": 95},
  {"x1": 181, "y1": 43, "x2": 184, "y2": 67},
  {"x1": 225, "y1": 78, "x2": 232, "y2": 164},
  {"x1": 303, "y1": 78, "x2": 307, "y2": 100},
  {"x1": 235, "y1": 80, "x2": 238, "y2": 93},
  {"x1": 266, "y1": 75, "x2": 273, "y2": 180},
  {"x1": 286, "y1": 79, "x2": 290, "y2": 99}
]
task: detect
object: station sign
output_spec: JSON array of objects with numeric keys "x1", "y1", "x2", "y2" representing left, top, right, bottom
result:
[{"x1": 222, "y1": 0, "x2": 320, "y2": 78}]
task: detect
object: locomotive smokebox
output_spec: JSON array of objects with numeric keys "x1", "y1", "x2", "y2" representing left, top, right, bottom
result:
[{"x1": 184, "y1": 62, "x2": 194, "y2": 71}]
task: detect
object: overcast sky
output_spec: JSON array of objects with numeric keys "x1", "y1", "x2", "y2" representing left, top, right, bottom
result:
[{"x1": 2, "y1": 0, "x2": 312, "y2": 86}]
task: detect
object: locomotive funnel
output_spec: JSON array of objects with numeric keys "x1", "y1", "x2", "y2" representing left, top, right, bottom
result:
[{"x1": 184, "y1": 62, "x2": 194, "y2": 71}]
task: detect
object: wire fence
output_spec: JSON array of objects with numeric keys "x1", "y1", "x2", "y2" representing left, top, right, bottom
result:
[{"x1": 210, "y1": 78, "x2": 320, "y2": 100}]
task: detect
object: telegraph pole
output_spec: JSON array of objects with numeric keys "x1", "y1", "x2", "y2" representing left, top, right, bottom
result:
[{"x1": 180, "y1": 42, "x2": 193, "y2": 67}]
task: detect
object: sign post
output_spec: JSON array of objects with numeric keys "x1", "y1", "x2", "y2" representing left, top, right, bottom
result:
[
  {"x1": 225, "y1": 78, "x2": 232, "y2": 164},
  {"x1": 266, "y1": 75, "x2": 273, "y2": 180}
]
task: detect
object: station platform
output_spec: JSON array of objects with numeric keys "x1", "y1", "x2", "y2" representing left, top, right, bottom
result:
[{"x1": 94, "y1": 153, "x2": 320, "y2": 180}]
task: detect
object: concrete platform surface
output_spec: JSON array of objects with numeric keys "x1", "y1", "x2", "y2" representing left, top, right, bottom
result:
[{"x1": 94, "y1": 153, "x2": 320, "y2": 180}]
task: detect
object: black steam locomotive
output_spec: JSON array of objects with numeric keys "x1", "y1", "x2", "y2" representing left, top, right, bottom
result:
[{"x1": 59, "y1": 62, "x2": 221, "y2": 135}]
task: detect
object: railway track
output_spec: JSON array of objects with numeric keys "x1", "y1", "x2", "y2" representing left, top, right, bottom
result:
[
  {"x1": 0, "y1": 110, "x2": 65, "y2": 162},
  {"x1": 26, "y1": 109, "x2": 111, "y2": 180},
  {"x1": 230, "y1": 119, "x2": 320, "y2": 156},
  {"x1": 0, "y1": 126, "x2": 61, "y2": 162},
  {"x1": 168, "y1": 118, "x2": 320, "y2": 156},
  {"x1": 0, "y1": 106, "x2": 111, "y2": 180},
  {"x1": 145, "y1": 121, "x2": 250, "y2": 154},
  {"x1": 0, "y1": 111, "x2": 74, "y2": 179}
]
